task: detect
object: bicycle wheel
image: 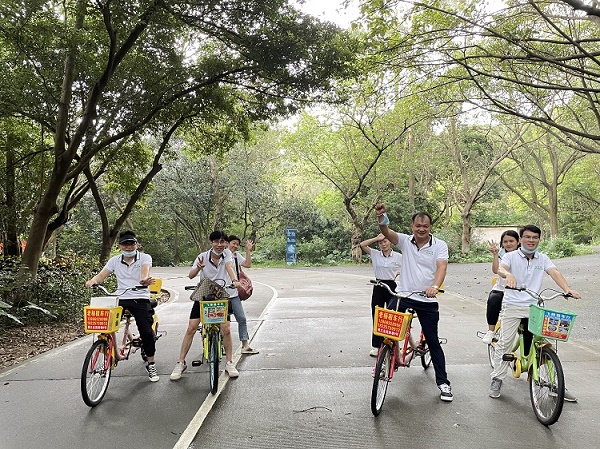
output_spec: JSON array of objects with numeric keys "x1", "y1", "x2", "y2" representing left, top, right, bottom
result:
[
  {"x1": 529, "y1": 346, "x2": 565, "y2": 426},
  {"x1": 81, "y1": 339, "x2": 112, "y2": 407},
  {"x1": 371, "y1": 344, "x2": 393, "y2": 416},
  {"x1": 420, "y1": 340, "x2": 432, "y2": 370},
  {"x1": 209, "y1": 331, "x2": 220, "y2": 394}
]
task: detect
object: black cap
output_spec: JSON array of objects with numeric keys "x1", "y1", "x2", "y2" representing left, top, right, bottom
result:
[{"x1": 118, "y1": 230, "x2": 138, "y2": 244}]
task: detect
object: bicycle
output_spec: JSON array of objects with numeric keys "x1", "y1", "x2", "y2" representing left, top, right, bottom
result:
[
  {"x1": 369, "y1": 280, "x2": 447, "y2": 416},
  {"x1": 80, "y1": 283, "x2": 164, "y2": 407},
  {"x1": 489, "y1": 287, "x2": 576, "y2": 426},
  {"x1": 185, "y1": 283, "x2": 232, "y2": 394}
]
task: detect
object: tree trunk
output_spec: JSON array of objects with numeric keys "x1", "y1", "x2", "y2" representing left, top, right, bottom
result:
[
  {"x1": 406, "y1": 132, "x2": 415, "y2": 209},
  {"x1": 4, "y1": 144, "x2": 20, "y2": 256},
  {"x1": 351, "y1": 226, "x2": 363, "y2": 263},
  {"x1": 461, "y1": 212, "x2": 472, "y2": 254}
]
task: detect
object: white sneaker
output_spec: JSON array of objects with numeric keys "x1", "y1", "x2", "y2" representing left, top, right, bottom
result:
[
  {"x1": 482, "y1": 330, "x2": 495, "y2": 345},
  {"x1": 170, "y1": 361, "x2": 187, "y2": 381},
  {"x1": 369, "y1": 347, "x2": 379, "y2": 357},
  {"x1": 225, "y1": 361, "x2": 239, "y2": 378},
  {"x1": 564, "y1": 388, "x2": 577, "y2": 402}
]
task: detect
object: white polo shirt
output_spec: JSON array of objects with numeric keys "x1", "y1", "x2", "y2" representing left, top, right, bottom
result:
[
  {"x1": 103, "y1": 251, "x2": 152, "y2": 299},
  {"x1": 500, "y1": 249, "x2": 556, "y2": 306},
  {"x1": 394, "y1": 233, "x2": 449, "y2": 303},
  {"x1": 192, "y1": 248, "x2": 237, "y2": 297},
  {"x1": 369, "y1": 250, "x2": 402, "y2": 280}
]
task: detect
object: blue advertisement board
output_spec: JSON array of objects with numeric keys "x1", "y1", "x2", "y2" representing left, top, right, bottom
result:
[{"x1": 286, "y1": 228, "x2": 297, "y2": 264}]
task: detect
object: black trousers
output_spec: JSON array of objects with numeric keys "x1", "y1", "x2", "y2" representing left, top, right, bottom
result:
[{"x1": 119, "y1": 299, "x2": 156, "y2": 358}]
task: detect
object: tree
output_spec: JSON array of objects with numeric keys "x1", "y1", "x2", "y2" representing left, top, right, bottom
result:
[
  {"x1": 369, "y1": 0, "x2": 600, "y2": 153},
  {"x1": 0, "y1": 0, "x2": 357, "y2": 277},
  {"x1": 497, "y1": 124, "x2": 587, "y2": 236},
  {"x1": 437, "y1": 118, "x2": 514, "y2": 253}
]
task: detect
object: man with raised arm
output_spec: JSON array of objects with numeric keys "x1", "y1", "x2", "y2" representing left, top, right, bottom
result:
[{"x1": 375, "y1": 203, "x2": 453, "y2": 402}]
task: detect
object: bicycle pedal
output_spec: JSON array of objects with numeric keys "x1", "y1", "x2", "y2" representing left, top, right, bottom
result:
[
  {"x1": 502, "y1": 353, "x2": 516, "y2": 361},
  {"x1": 191, "y1": 360, "x2": 202, "y2": 367}
]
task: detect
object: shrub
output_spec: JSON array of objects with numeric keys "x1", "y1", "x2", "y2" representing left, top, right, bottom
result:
[
  {"x1": 539, "y1": 237, "x2": 577, "y2": 258},
  {"x1": 0, "y1": 255, "x2": 105, "y2": 329}
]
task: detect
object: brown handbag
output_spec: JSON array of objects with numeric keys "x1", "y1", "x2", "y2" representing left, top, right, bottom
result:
[
  {"x1": 189, "y1": 278, "x2": 228, "y2": 301},
  {"x1": 234, "y1": 257, "x2": 253, "y2": 301}
]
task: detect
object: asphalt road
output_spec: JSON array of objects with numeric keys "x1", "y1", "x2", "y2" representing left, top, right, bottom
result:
[{"x1": 1, "y1": 254, "x2": 598, "y2": 449}]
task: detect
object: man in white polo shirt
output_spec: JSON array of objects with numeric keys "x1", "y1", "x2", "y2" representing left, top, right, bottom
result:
[
  {"x1": 490, "y1": 224, "x2": 580, "y2": 398},
  {"x1": 85, "y1": 230, "x2": 158, "y2": 382},
  {"x1": 375, "y1": 203, "x2": 453, "y2": 402}
]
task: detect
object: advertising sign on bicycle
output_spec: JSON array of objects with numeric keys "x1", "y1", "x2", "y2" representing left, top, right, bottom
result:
[
  {"x1": 529, "y1": 305, "x2": 577, "y2": 341},
  {"x1": 200, "y1": 300, "x2": 229, "y2": 324},
  {"x1": 83, "y1": 306, "x2": 123, "y2": 333},
  {"x1": 373, "y1": 306, "x2": 411, "y2": 341}
]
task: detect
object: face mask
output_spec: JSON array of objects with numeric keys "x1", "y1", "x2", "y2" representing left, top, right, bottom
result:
[
  {"x1": 212, "y1": 249, "x2": 223, "y2": 257},
  {"x1": 121, "y1": 250, "x2": 137, "y2": 257},
  {"x1": 520, "y1": 247, "x2": 536, "y2": 255}
]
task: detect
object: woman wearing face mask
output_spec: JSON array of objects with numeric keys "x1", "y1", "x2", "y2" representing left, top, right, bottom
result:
[
  {"x1": 85, "y1": 230, "x2": 159, "y2": 382},
  {"x1": 170, "y1": 230, "x2": 242, "y2": 381}
]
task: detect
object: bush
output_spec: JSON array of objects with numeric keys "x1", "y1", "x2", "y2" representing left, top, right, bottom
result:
[
  {"x1": 538, "y1": 237, "x2": 577, "y2": 258},
  {"x1": 0, "y1": 255, "x2": 105, "y2": 329}
]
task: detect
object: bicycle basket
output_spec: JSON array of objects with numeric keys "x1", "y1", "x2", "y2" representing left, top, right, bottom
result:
[
  {"x1": 83, "y1": 305, "x2": 123, "y2": 333},
  {"x1": 528, "y1": 304, "x2": 577, "y2": 342},
  {"x1": 373, "y1": 306, "x2": 412, "y2": 341},
  {"x1": 200, "y1": 300, "x2": 229, "y2": 325}
]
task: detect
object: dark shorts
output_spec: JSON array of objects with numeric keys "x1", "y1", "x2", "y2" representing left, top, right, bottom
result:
[{"x1": 190, "y1": 300, "x2": 232, "y2": 321}]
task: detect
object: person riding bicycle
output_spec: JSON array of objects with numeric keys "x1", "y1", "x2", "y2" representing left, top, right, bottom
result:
[
  {"x1": 489, "y1": 224, "x2": 580, "y2": 399},
  {"x1": 170, "y1": 230, "x2": 242, "y2": 381},
  {"x1": 84, "y1": 230, "x2": 159, "y2": 382},
  {"x1": 375, "y1": 203, "x2": 453, "y2": 402}
]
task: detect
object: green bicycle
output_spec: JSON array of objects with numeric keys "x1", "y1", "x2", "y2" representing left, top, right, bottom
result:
[{"x1": 497, "y1": 287, "x2": 576, "y2": 426}]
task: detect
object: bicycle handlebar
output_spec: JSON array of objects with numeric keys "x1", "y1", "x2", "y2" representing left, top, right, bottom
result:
[
  {"x1": 505, "y1": 286, "x2": 573, "y2": 306},
  {"x1": 185, "y1": 284, "x2": 235, "y2": 291},
  {"x1": 369, "y1": 279, "x2": 444, "y2": 297},
  {"x1": 91, "y1": 284, "x2": 148, "y2": 296}
]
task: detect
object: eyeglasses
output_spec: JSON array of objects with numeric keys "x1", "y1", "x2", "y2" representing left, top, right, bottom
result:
[{"x1": 521, "y1": 235, "x2": 540, "y2": 240}]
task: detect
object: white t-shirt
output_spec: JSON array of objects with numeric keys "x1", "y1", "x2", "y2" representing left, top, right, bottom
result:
[
  {"x1": 394, "y1": 233, "x2": 449, "y2": 303},
  {"x1": 192, "y1": 248, "x2": 237, "y2": 297},
  {"x1": 500, "y1": 249, "x2": 556, "y2": 306},
  {"x1": 369, "y1": 250, "x2": 402, "y2": 280},
  {"x1": 103, "y1": 251, "x2": 152, "y2": 299}
]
